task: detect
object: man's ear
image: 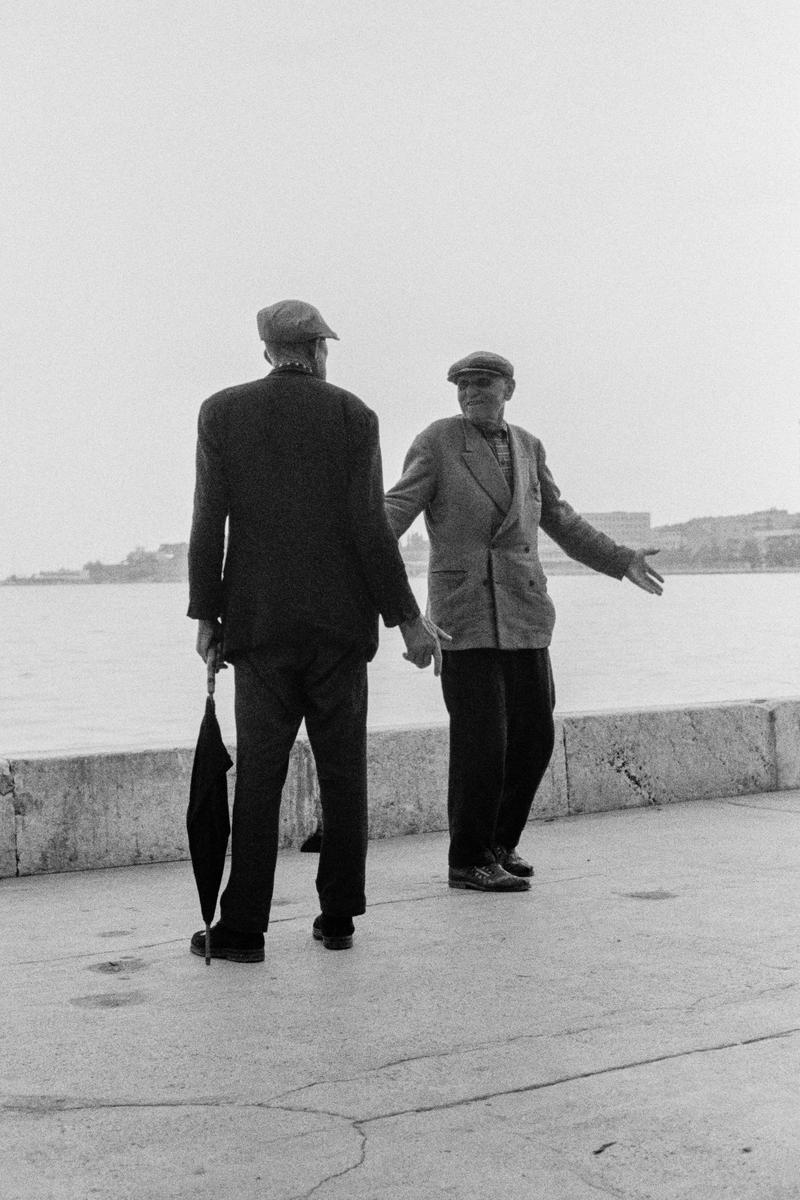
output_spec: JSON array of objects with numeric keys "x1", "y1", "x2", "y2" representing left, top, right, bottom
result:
[
  {"x1": 505, "y1": 379, "x2": 516, "y2": 401},
  {"x1": 263, "y1": 348, "x2": 272, "y2": 364}
]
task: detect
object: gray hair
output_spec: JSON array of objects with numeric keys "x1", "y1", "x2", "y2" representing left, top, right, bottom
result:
[{"x1": 264, "y1": 337, "x2": 319, "y2": 366}]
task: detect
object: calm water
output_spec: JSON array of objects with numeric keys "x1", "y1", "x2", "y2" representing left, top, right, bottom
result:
[{"x1": 2, "y1": 573, "x2": 798, "y2": 757}]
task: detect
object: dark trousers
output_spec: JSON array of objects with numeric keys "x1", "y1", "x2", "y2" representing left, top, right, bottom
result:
[
  {"x1": 441, "y1": 648, "x2": 556, "y2": 868},
  {"x1": 219, "y1": 642, "x2": 368, "y2": 932}
]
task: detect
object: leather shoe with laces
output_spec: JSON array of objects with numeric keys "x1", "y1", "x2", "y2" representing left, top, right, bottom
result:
[
  {"x1": 190, "y1": 921, "x2": 265, "y2": 963},
  {"x1": 495, "y1": 845, "x2": 534, "y2": 878},
  {"x1": 448, "y1": 862, "x2": 530, "y2": 892},
  {"x1": 312, "y1": 914, "x2": 354, "y2": 950}
]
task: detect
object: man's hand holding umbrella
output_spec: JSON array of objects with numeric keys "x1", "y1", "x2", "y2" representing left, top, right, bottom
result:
[{"x1": 196, "y1": 618, "x2": 228, "y2": 687}]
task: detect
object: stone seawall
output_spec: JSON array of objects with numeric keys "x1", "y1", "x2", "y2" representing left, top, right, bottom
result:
[{"x1": 2, "y1": 698, "x2": 799, "y2": 878}]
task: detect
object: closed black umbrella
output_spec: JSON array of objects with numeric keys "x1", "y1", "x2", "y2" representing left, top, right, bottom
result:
[{"x1": 186, "y1": 654, "x2": 232, "y2": 964}]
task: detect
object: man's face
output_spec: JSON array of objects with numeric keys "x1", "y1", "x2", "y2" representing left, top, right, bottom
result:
[{"x1": 456, "y1": 372, "x2": 514, "y2": 430}]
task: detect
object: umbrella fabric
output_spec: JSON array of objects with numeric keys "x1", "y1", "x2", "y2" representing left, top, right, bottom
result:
[{"x1": 186, "y1": 694, "x2": 232, "y2": 936}]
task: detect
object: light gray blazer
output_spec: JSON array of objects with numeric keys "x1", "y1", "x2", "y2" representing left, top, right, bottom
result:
[{"x1": 385, "y1": 416, "x2": 634, "y2": 650}]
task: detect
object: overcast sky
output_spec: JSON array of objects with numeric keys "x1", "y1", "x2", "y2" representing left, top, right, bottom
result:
[{"x1": 2, "y1": 0, "x2": 798, "y2": 576}]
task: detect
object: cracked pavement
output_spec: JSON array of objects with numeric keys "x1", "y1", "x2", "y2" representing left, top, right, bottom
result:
[{"x1": 2, "y1": 793, "x2": 799, "y2": 1198}]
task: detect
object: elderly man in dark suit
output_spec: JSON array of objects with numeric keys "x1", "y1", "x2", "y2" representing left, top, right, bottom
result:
[
  {"x1": 188, "y1": 300, "x2": 441, "y2": 960},
  {"x1": 385, "y1": 351, "x2": 663, "y2": 892}
]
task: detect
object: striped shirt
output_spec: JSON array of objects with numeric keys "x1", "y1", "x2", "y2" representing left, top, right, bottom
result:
[{"x1": 481, "y1": 425, "x2": 513, "y2": 489}]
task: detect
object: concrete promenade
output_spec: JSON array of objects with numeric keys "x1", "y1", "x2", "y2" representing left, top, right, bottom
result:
[{"x1": 2, "y1": 792, "x2": 799, "y2": 1199}]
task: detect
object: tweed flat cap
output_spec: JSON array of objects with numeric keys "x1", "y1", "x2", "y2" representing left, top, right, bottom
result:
[
  {"x1": 257, "y1": 300, "x2": 339, "y2": 343},
  {"x1": 447, "y1": 351, "x2": 514, "y2": 383}
]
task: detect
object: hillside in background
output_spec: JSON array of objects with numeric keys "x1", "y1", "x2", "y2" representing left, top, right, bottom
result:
[{"x1": 652, "y1": 509, "x2": 800, "y2": 571}]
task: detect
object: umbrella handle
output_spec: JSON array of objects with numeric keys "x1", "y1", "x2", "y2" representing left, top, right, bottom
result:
[{"x1": 206, "y1": 648, "x2": 216, "y2": 697}]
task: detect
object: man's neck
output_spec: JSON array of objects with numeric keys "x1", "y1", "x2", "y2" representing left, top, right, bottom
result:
[{"x1": 467, "y1": 414, "x2": 506, "y2": 434}]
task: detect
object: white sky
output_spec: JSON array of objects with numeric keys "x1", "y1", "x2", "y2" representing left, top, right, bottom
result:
[{"x1": 2, "y1": 0, "x2": 798, "y2": 576}]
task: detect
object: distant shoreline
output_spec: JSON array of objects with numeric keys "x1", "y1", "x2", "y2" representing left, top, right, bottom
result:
[
  {"x1": 4, "y1": 562, "x2": 800, "y2": 586},
  {"x1": 7, "y1": 508, "x2": 799, "y2": 585}
]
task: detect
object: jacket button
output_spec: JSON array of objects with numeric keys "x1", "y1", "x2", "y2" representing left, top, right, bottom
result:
[
  {"x1": 524, "y1": 545, "x2": 530, "y2": 552},
  {"x1": 482, "y1": 579, "x2": 489, "y2": 586},
  {"x1": 529, "y1": 580, "x2": 535, "y2": 587}
]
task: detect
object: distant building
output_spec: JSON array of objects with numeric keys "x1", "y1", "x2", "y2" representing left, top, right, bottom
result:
[
  {"x1": 155, "y1": 542, "x2": 189, "y2": 580},
  {"x1": 158, "y1": 542, "x2": 189, "y2": 562},
  {"x1": 539, "y1": 512, "x2": 653, "y2": 563}
]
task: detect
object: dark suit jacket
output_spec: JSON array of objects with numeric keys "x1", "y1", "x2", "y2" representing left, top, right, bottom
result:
[
  {"x1": 385, "y1": 416, "x2": 634, "y2": 650},
  {"x1": 188, "y1": 366, "x2": 419, "y2": 661}
]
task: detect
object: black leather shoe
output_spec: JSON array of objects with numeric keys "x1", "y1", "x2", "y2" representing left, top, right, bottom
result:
[
  {"x1": 448, "y1": 863, "x2": 530, "y2": 892},
  {"x1": 495, "y1": 845, "x2": 534, "y2": 878},
  {"x1": 312, "y1": 914, "x2": 354, "y2": 950},
  {"x1": 190, "y1": 922, "x2": 265, "y2": 963}
]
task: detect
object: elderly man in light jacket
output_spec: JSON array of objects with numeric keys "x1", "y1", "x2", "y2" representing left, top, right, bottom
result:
[{"x1": 385, "y1": 351, "x2": 663, "y2": 892}]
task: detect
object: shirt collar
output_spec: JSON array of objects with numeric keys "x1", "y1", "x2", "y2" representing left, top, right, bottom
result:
[{"x1": 271, "y1": 361, "x2": 314, "y2": 375}]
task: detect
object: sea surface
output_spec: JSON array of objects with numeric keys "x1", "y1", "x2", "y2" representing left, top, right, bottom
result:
[{"x1": 3, "y1": 573, "x2": 798, "y2": 757}]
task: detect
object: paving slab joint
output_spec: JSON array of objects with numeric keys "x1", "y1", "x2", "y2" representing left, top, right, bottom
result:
[
  {"x1": 560, "y1": 722, "x2": 575, "y2": 815},
  {"x1": 764, "y1": 703, "x2": 779, "y2": 787},
  {"x1": 758, "y1": 697, "x2": 800, "y2": 791},
  {"x1": 0, "y1": 758, "x2": 20, "y2": 877}
]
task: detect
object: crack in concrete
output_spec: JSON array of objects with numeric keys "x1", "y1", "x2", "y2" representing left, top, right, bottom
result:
[
  {"x1": 287, "y1": 1122, "x2": 368, "y2": 1200},
  {"x1": 8, "y1": 939, "x2": 185, "y2": 967},
  {"x1": 545, "y1": 871, "x2": 607, "y2": 883},
  {"x1": 3, "y1": 1091, "x2": 370, "y2": 1200},
  {"x1": 385, "y1": 1026, "x2": 800, "y2": 1121},
  {"x1": 276, "y1": 1025, "x2": 800, "y2": 1125},
  {"x1": 265, "y1": 1022, "x2": 617, "y2": 1110},
  {"x1": 359, "y1": 890, "x2": 449, "y2": 908},
  {"x1": 1, "y1": 1096, "x2": 241, "y2": 1114},
  {"x1": 265, "y1": 1041, "x2": 509, "y2": 1110},
  {"x1": 607, "y1": 752, "x2": 656, "y2": 804},
  {"x1": 686, "y1": 979, "x2": 799, "y2": 1012},
  {"x1": 0, "y1": 1094, "x2": 352, "y2": 1133},
  {"x1": 565, "y1": 1168, "x2": 628, "y2": 1198},
  {"x1": 266, "y1": 996, "x2": 800, "y2": 1112}
]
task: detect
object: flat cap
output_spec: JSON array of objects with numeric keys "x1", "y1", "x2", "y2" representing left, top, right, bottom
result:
[
  {"x1": 257, "y1": 299, "x2": 339, "y2": 344},
  {"x1": 447, "y1": 351, "x2": 514, "y2": 383}
]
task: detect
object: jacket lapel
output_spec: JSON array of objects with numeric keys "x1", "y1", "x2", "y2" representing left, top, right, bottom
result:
[{"x1": 460, "y1": 418, "x2": 511, "y2": 514}]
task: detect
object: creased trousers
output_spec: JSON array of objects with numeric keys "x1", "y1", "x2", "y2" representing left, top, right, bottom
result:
[
  {"x1": 441, "y1": 647, "x2": 556, "y2": 868},
  {"x1": 219, "y1": 642, "x2": 368, "y2": 932}
]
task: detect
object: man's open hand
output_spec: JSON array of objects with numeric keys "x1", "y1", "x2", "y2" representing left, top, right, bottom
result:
[{"x1": 624, "y1": 549, "x2": 665, "y2": 596}]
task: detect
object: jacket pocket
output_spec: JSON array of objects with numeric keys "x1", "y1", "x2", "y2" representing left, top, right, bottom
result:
[{"x1": 428, "y1": 569, "x2": 469, "y2": 607}]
